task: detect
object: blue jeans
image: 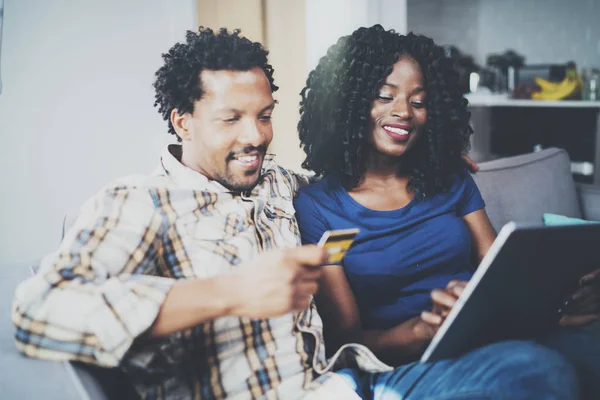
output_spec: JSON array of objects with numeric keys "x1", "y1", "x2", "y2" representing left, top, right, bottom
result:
[
  {"x1": 337, "y1": 340, "x2": 578, "y2": 399},
  {"x1": 537, "y1": 328, "x2": 600, "y2": 399}
]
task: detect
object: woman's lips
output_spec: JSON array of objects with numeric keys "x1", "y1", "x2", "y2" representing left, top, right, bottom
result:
[{"x1": 383, "y1": 125, "x2": 411, "y2": 142}]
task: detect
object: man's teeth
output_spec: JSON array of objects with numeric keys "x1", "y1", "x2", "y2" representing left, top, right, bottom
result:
[
  {"x1": 236, "y1": 155, "x2": 258, "y2": 162},
  {"x1": 384, "y1": 126, "x2": 409, "y2": 135}
]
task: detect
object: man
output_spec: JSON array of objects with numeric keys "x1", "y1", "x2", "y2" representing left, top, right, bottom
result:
[{"x1": 13, "y1": 27, "x2": 578, "y2": 399}]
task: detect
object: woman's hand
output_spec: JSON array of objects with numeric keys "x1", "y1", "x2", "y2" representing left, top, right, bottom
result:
[
  {"x1": 560, "y1": 268, "x2": 600, "y2": 327},
  {"x1": 359, "y1": 280, "x2": 470, "y2": 365},
  {"x1": 420, "y1": 280, "x2": 468, "y2": 334}
]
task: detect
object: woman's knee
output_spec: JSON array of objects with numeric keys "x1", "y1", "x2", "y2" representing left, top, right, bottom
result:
[{"x1": 476, "y1": 340, "x2": 579, "y2": 398}]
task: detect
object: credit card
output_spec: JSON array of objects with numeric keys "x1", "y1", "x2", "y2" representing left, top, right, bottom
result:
[{"x1": 317, "y1": 228, "x2": 360, "y2": 264}]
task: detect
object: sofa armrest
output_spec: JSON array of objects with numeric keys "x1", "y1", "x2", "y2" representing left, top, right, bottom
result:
[{"x1": 577, "y1": 183, "x2": 600, "y2": 221}]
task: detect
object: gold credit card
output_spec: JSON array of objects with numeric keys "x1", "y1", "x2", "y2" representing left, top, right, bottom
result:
[{"x1": 317, "y1": 228, "x2": 360, "y2": 264}]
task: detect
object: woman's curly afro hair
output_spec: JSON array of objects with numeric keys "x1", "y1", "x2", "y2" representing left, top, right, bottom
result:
[
  {"x1": 153, "y1": 27, "x2": 278, "y2": 139},
  {"x1": 298, "y1": 25, "x2": 472, "y2": 196}
]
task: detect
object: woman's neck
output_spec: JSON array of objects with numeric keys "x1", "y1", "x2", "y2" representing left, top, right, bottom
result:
[
  {"x1": 352, "y1": 150, "x2": 410, "y2": 192},
  {"x1": 345, "y1": 150, "x2": 414, "y2": 211}
]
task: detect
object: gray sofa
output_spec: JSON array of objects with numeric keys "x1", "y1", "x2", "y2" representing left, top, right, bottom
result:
[
  {"x1": 2, "y1": 147, "x2": 599, "y2": 399},
  {"x1": 472, "y1": 147, "x2": 600, "y2": 231}
]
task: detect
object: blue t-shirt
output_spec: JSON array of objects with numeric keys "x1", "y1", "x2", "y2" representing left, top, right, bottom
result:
[{"x1": 294, "y1": 170, "x2": 485, "y2": 330}]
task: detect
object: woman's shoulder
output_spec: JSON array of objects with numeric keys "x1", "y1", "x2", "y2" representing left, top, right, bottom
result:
[
  {"x1": 447, "y1": 167, "x2": 476, "y2": 191},
  {"x1": 297, "y1": 174, "x2": 343, "y2": 198},
  {"x1": 421, "y1": 167, "x2": 475, "y2": 203}
]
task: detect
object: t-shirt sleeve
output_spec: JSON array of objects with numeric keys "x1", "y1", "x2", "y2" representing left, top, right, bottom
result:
[
  {"x1": 456, "y1": 170, "x2": 486, "y2": 217},
  {"x1": 293, "y1": 188, "x2": 330, "y2": 245}
]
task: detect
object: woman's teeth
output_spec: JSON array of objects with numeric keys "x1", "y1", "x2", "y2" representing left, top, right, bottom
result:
[{"x1": 384, "y1": 126, "x2": 409, "y2": 135}]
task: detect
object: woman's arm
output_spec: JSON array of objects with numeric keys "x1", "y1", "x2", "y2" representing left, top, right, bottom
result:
[
  {"x1": 316, "y1": 264, "x2": 449, "y2": 365},
  {"x1": 462, "y1": 209, "x2": 496, "y2": 266}
]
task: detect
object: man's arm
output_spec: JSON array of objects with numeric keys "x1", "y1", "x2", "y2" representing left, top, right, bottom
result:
[
  {"x1": 150, "y1": 246, "x2": 328, "y2": 336},
  {"x1": 13, "y1": 185, "x2": 328, "y2": 366},
  {"x1": 12, "y1": 186, "x2": 175, "y2": 367}
]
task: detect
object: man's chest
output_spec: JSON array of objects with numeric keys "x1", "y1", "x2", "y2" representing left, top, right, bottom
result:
[{"x1": 153, "y1": 188, "x2": 301, "y2": 279}]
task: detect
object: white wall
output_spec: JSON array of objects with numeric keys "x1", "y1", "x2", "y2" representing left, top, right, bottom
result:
[
  {"x1": 305, "y1": 0, "x2": 406, "y2": 74},
  {"x1": 0, "y1": 0, "x2": 196, "y2": 265}
]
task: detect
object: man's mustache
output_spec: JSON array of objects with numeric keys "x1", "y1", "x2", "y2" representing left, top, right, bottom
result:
[{"x1": 226, "y1": 145, "x2": 268, "y2": 161}]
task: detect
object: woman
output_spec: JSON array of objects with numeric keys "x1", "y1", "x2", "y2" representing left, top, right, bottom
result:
[{"x1": 294, "y1": 25, "x2": 600, "y2": 397}]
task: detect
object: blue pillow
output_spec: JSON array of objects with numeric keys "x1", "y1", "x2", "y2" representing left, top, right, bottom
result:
[{"x1": 543, "y1": 213, "x2": 600, "y2": 226}]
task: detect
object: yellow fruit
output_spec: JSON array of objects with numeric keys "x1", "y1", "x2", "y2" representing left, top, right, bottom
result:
[
  {"x1": 532, "y1": 79, "x2": 580, "y2": 100},
  {"x1": 532, "y1": 65, "x2": 583, "y2": 100},
  {"x1": 535, "y1": 77, "x2": 561, "y2": 92}
]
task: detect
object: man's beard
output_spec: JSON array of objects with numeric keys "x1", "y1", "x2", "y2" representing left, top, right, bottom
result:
[
  {"x1": 219, "y1": 145, "x2": 267, "y2": 192},
  {"x1": 218, "y1": 169, "x2": 263, "y2": 192}
]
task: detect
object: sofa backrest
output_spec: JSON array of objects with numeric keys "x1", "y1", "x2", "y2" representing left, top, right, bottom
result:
[{"x1": 472, "y1": 148, "x2": 582, "y2": 232}]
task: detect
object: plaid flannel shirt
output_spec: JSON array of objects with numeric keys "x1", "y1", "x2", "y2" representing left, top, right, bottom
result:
[{"x1": 13, "y1": 145, "x2": 390, "y2": 400}]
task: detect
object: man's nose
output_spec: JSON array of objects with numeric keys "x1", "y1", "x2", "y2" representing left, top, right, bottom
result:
[{"x1": 239, "y1": 120, "x2": 264, "y2": 146}]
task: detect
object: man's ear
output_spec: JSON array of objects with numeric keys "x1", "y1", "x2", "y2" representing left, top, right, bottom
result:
[{"x1": 171, "y1": 109, "x2": 192, "y2": 141}]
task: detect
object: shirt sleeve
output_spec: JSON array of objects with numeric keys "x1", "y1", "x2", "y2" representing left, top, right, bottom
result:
[
  {"x1": 456, "y1": 170, "x2": 486, "y2": 217},
  {"x1": 12, "y1": 185, "x2": 175, "y2": 367},
  {"x1": 293, "y1": 188, "x2": 330, "y2": 245}
]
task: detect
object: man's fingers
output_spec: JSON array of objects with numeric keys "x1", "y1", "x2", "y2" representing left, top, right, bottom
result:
[
  {"x1": 580, "y1": 268, "x2": 600, "y2": 287},
  {"x1": 298, "y1": 266, "x2": 323, "y2": 282},
  {"x1": 559, "y1": 313, "x2": 600, "y2": 327},
  {"x1": 570, "y1": 285, "x2": 595, "y2": 302},
  {"x1": 565, "y1": 303, "x2": 600, "y2": 316},
  {"x1": 431, "y1": 289, "x2": 457, "y2": 309},
  {"x1": 421, "y1": 311, "x2": 443, "y2": 326},
  {"x1": 462, "y1": 154, "x2": 480, "y2": 173},
  {"x1": 562, "y1": 296, "x2": 600, "y2": 315},
  {"x1": 293, "y1": 295, "x2": 313, "y2": 311},
  {"x1": 288, "y1": 245, "x2": 328, "y2": 267},
  {"x1": 297, "y1": 281, "x2": 319, "y2": 297}
]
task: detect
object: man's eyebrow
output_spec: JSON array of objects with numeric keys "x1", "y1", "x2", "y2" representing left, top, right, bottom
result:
[
  {"x1": 260, "y1": 101, "x2": 277, "y2": 113},
  {"x1": 218, "y1": 101, "x2": 278, "y2": 115}
]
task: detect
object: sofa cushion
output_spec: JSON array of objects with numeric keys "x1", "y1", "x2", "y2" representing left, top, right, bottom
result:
[
  {"x1": 543, "y1": 213, "x2": 599, "y2": 226},
  {"x1": 577, "y1": 184, "x2": 600, "y2": 221},
  {"x1": 472, "y1": 148, "x2": 581, "y2": 232}
]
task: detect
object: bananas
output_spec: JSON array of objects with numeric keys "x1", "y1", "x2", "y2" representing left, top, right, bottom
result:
[{"x1": 532, "y1": 64, "x2": 583, "y2": 101}]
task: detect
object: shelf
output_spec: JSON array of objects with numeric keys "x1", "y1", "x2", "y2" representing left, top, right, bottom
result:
[{"x1": 465, "y1": 93, "x2": 600, "y2": 108}]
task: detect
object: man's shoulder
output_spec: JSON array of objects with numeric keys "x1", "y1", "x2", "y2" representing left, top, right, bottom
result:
[
  {"x1": 263, "y1": 159, "x2": 312, "y2": 196},
  {"x1": 89, "y1": 172, "x2": 171, "y2": 205}
]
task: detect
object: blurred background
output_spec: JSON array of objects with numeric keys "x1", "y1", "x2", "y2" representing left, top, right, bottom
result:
[{"x1": 0, "y1": 0, "x2": 599, "y2": 267}]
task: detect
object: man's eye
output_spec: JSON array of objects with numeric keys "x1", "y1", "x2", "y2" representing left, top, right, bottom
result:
[
  {"x1": 224, "y1": 117, "x2": 239, "y2": 123},
  {"x1": 259, "y1": 115, "x2": 272, "y2": 122}
]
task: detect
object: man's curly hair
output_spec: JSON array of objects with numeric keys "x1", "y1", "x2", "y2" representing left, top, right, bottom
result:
[
  {"x1": 298, "y1": 25, "x2": 472, "y2": 196},
  {"x1": 153, "y1": 27, "x2": 278, "y2": 139}
]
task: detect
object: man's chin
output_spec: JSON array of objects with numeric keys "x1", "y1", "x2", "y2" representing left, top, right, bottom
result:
[{"x1": 221, "y1": 173, "x2": 262, "y2": 192}]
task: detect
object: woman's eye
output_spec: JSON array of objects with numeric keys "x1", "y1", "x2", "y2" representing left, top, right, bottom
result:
[
  {"x1": 224, "y1": 117, "x2": 239, "y2": 123},
  {"x1": 411, "y1": 101, "x2": 425, "y2": 108},
  {"x1": 377, "y1": 95, "x2": 393, "y2": 102},
  {"x1": 259, "y1": 115, "x2": 272, "y2": 122}
]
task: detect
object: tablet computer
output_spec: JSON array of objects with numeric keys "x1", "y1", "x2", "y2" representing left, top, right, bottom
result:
[{"x1": 421, "y1": 222, "x2": 600, "y2": 363}]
